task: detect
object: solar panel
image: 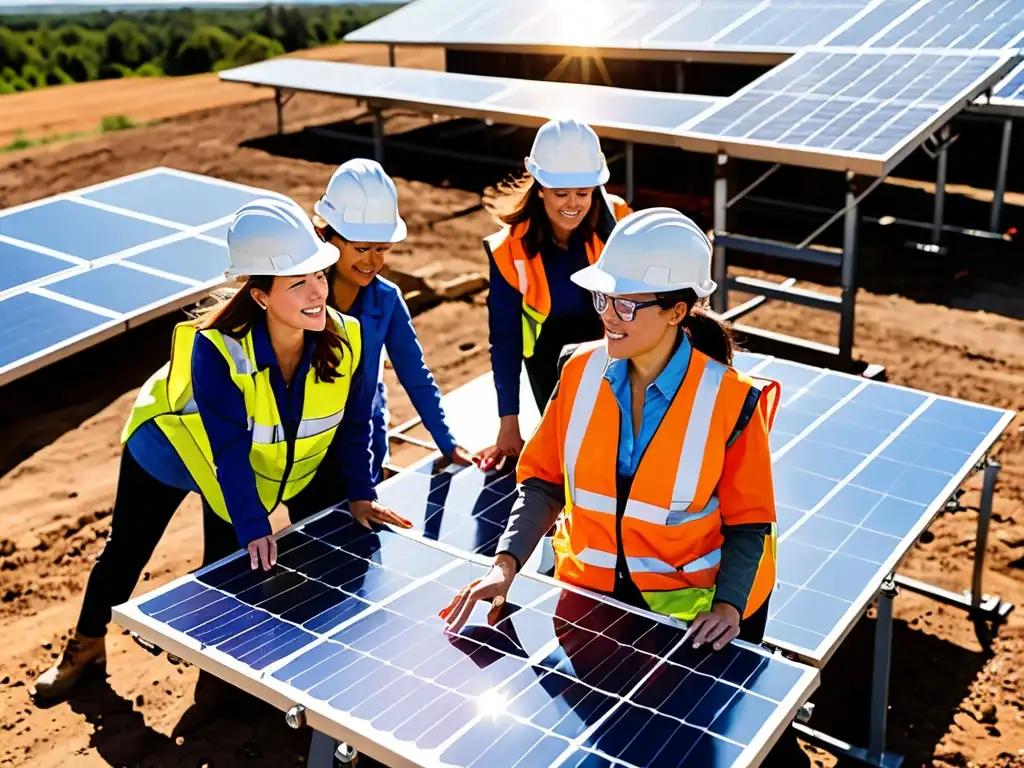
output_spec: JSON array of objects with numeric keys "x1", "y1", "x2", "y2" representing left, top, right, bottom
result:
[
  {"x1": 731, "y1": 352, "x2": 1014, "y2": 662},
  {"x1": 0, "y1": 168, "x2": 286, "y2": 386},
  {"x1": 678, "y1": 49, "x2": 1016, "y2": 174},
  {"x1": 863, "y1": 0, "x2": 1024, "y2": 51},
  {"x1": 977, "y1": 61, "x2": 1024, "y2": 115},
  {"x1": 218, "y1": 59, "x2": 720, "y2": 148},
  {"x1": 114, "y1": 520, "x2": 819, "y2": 768}
]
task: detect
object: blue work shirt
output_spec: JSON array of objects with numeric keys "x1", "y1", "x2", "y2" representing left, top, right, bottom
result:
[
  {"x1": 345, "y1": 276, "x2": 458, "y2": 482},
  {"x1": 128, "y1": 317, "x2": 376, "y2": 548},
  {"x1": 604, "y1": 333, "x2": 693, "y2": 476},
  {"x1": 488, "y1": 237, "x2": 595, "y2": 417}
]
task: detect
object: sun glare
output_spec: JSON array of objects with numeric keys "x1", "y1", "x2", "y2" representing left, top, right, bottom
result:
[{"x1": 476, "y1": 688, "x2": 509, "y2": 718}]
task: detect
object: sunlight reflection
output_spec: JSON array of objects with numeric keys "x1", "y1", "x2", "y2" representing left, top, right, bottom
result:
[{"x1": 476, "y1": 687, "x2": 509, "y2": 718}]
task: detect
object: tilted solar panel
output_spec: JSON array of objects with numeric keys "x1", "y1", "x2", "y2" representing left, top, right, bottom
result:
[
  {"x1": 0, "y1": 168, "x2": 286, "y2": 386},
  {"x1": 865, "y1": 0, "x2": 1024, "y2": 51},
  {"x1": 678, "y1": 49, "x2": 1016, "y2": 174},
  {"x1": 114, "y1": 520, "x2": 819, "y2": 768}
]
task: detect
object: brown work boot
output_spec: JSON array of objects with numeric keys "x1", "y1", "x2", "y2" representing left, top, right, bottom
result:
[{"x1": 33, "y1": 632, "x2": 106, "y2": 700}]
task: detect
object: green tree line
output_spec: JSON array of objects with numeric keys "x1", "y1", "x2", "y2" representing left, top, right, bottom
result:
[{"x1": 0, "y1": 4, "x2": 401, "y2": 94}]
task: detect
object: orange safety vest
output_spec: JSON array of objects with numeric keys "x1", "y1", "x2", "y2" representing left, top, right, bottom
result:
[
  {"x1": 483, "y1": 189, "x2": 631, "y2": 359},
  {"x1": 525, "y1": 339, "x2": 780, "y2": 622}
]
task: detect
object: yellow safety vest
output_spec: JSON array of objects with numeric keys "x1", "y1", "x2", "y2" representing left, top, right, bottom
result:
[{"x1": 121, "y1": 307, "x2": 362, "y2": 524}]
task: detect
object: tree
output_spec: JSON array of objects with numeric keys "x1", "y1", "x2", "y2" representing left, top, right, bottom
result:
[
  {"x1": 166, "y1": 24, "x2": 236, "y2": 76},
  {"x1": 104, "y1": 19, "x2": 153, "y2": 69},
  {"x1": 54, "y1": 45, "x2": 101, "y2": 82},
  {"x1": 214, "y1": 31, "x2": 284, "y2": 71}
]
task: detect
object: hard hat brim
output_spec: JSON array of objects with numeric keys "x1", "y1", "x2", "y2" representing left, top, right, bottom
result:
[
  {"x1": 313, "y1": 199, "x2": 408, "y2": 244},
  {"x1": 224, "y1": 239, "x2": 341, "y2": 279},
  {"x1": 526, "y1": 160, "x2": 610, "y2": 190},
  {"x1": 570, "y1": 264, "x2": 717, "y2": 298}
]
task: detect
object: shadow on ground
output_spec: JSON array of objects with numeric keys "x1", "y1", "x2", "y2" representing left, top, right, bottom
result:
[{"x1": 802, "y1": 610, "x2": 990, "y2": 767}]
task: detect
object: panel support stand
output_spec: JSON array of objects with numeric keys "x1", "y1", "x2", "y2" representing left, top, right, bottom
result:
[
  {"x1": 625, "y1": 141, "x2": 635, "y2": 205},
  {"x1": 372, "y1": 108, "x2": 385, "y2": 164},
  {"x1": 387, "y1": 44, "x2": 396, "y2": 67},
  {"x1": 990, "y1": 118, "x2": 1012, "y2": 233},
  {"x1": 307, "y1": 732, "x2": 357, "y2": 768},
  {"x1": 711, "y1": 153, "x2": 729, "y2": 315},
  {"x1": 273, "y1": 88, "x2": 295, "y2": 135},
  {"x1": 893, "y1": 458, "x2": 1014, "y2": 647},
  {"x1": 674, "y1": 61, "x2": 685, "y2": 93},
  {"x1": 931, "y1": 125, "x2": 950, "y2": 246},
  {"x1": 839, "y1": 171, "x2": 861, "y2": 364}
]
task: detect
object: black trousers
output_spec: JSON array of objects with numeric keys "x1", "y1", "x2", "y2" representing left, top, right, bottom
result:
[
  {"x1": 76, "y1": 447, "x2": 345, "y2": 638},
  {"x1": 524, "y1": 311, "x2": 605, "y2": 412}
]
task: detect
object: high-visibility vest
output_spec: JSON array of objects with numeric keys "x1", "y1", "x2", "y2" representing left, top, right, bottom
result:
[
  {"x1": 121, "y1": 307, "x2": 362, "y2": 524},
  {"x1": 484, "y1": 190, "x2": 631, "y2": 359},
  {"x1": 536, "y1": 340, "x2": 781, "y2": 622}
]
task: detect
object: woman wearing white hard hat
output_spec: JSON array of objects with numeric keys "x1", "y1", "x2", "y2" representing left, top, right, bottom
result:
[
  {"x1": 443, "y1": 208, "x2": 783, "y2": 653},
  {"x1": 480, "y1": 118, "x2": 632, "y2": 469},
  {"x1": 312, "y1": 158, "x2": 477, "y2": 483},
  {"x1": 34, "y1": 197, "x2": 409, "y2": 701}
]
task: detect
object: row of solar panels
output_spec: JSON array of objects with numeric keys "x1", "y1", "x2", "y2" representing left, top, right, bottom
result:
[
  {"x1": 346, "y1": 0, "x2": 1024, "y2": 57},
  {"x1": 220, "y1": 49, "x2": 1017, "y2": 176}
]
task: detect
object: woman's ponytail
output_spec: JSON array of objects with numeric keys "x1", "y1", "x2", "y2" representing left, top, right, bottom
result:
[{"x1": 657, "y1": 287, "x2": 736, "y2": 365}]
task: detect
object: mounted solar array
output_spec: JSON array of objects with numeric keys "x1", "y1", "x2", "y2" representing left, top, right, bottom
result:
[
  {"x1": 346, "y1": 0, "x2": 1023, "y2": 58},
  {"x1": 976, "y1": 62, "x2": 1024, "y2": 116},
  {"x1": 114, "y1": 519, "x2": 819, "y2": 768},
  {"x1": 0, "y1": 168, "x2": 284, "y2": 386}
]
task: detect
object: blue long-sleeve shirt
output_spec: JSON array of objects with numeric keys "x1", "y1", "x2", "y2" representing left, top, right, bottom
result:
[
  {"x1": 345, "y1": 276, "x2": 458, "y2": 476},
  {"x1": 487, "y1": 237, "x2": 595, "y2": 417},
  {"x1": 128, "y1": 317, "x2": 376, "y2": 548}
]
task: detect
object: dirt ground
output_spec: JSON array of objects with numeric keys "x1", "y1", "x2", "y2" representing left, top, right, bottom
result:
[{"x1": 1, "y1": 42, "x2": 1023, "y2": 768}]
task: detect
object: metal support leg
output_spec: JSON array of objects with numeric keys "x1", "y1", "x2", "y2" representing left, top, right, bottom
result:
[
  {"x1": 625, "y1": 142, "x2": 635, "y2": 205},
  {"x1": 712, "y1": 153, "x2": 729, "y2": 315},
  {"x1": 839, "y1": 172, "x2": 860, "y2": 362},
  {"x1": 274, "y1": 88, "x2": 283, "y2": 135},
  {"x1": 931, "y1": 125, "x2": 950, "y2": 246},
  {"x1": 868, "y1": 578, "x2": 898, "y2": 764},
  {"x1": 990, "y1": 119, "x2": 1012, "y2": 233},
  {"x1": 388, "y1": 44, "x2": 396, "y2": 67},
  {"x1": 372, "y1": 109, "x2": 385, "y2": 164},
  {"x1": 308, "y1": 731, "x2": 337, "y2": 768},
  {"x1": 674, "y1": 62, "x2": 685, "y2": 93},
  {"x1": 972, "y1": 459, "x2": 999, "y2": 611}
]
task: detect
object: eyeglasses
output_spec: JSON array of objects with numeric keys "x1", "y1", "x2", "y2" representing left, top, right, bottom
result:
[{"x1": 591, "y1": 292, "x2": 662, "y2": 322}]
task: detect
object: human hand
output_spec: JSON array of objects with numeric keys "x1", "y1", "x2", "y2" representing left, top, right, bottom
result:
[
  {"x1": 685, "y1": 602, "x2": 741, "y2": 651},
  {"x1": 438, "y1": 554, "x2": 517, "y2": 633},
  {"x1": 448, "y1": 445, "x2": 477, "y2": 467},
  {"x1": 476, "y1": 417, "x2": 524, "y2": 472},
  {"x1": 349, "y1": 500, "x2": 413, "y2": 530},
  {"x1": 247, "y1": 535, "x2": 277, "y2": 571}
]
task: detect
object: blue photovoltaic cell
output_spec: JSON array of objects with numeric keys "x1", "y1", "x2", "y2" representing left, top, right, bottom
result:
[
  {"x1": 0, "y1": 241, "x2": 74, "y2": 292},
  {"x1": 732, "y1": 352, "x2": 1011, "y2": 659},
  {"x1": 0, "y1": 291, "x2": 111, "y2": 369},
  {"x1": 994, "y1": 64, "x2": 1024, "y2": 100},
  {"x1": 127, "y1": 522, "x2": 817, "y2": 768},
  {"x1": 685, "y1": 50, "x2": 1005, "y2": 159},
  {"x1": 716, "y1": 4, "x2": 864, "y2": 48},
  {"x1": 125, "y1": 237, "x2": 230, "y2": 284},
  {"x1": 0, "y1": 199, "x2": 181, "y2": 261},
  {"x1": 81, "y1": 171, "x2": 275, "y2": 227},
  {"x1": 47, "y1": 263, "x2": 191, "y2": 314},
  {"x1": 826, "y1": 0, "x2": 916, "y2": 46},
  {"x1": 869, "y1": 0, "x2": 1024, "y2": 50}
]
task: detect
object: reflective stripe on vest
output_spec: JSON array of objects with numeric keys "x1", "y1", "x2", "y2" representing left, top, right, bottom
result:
[
  {"x1": 120, "y1": 308, "x2": 362, "y2": 525},
  {"x1": 486, "y1": 193, "x2": 631, "y2": 359},
  {"x1": 550, "y1": 341, "x2": 779, "y2": 621}
]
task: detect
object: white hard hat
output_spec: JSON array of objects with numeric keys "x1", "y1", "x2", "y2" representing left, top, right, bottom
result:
[
  {"x1": 571, "y1": 207, "x2": 717, "y2": 298},
  {"x1": 225, "y1": 198, "x2": 339, "y2": 278},
  {"x1": 525, "y1": 118, "x2": 610, "y2": 189},
  {"x1": 313, "y1": 158, "x2": 407, "y2": 243}
]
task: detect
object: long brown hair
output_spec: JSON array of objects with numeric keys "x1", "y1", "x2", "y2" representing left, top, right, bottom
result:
[
  {"x1": 484, "y1": 173, "x2": 600, "y2": 258},
  {"x1": 195, "y1": 275, "x2": 351, "y2": 383},
  {"x1": 658, "y1": 288, "x2": 735, "y2": 365}
]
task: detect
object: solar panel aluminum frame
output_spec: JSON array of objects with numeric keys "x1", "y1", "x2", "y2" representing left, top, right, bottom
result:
[
  {"x1": 0, "y1": 168, "x2": 286, "y2": 387},
  {"x1": 112, "y1": 516, "x2": 820, "y2": 768},
  {"x1": 673, "y1": 48, "x2": 1021, "y2": 176},
  {"x1": 217, "y1": 60, "x2": 721, "y2": 150},
  {"x1": 971, "y1": 62, "x2": 1024, "y2": 117},
  {"x1": 734, "y1": 353, "x2": 1017, "y2": 666}
]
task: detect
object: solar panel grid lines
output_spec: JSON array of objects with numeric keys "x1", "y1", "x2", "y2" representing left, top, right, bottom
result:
[
  {"x1": 731, "y1": 352, "x2": 1014, "y2": 662},
  {"x1": 865, "y1": 0, "x2": 1024, "y2": 52},
  {"x1": 0, "y1": 168, "x2": 288, "y2": 386},
  {"x1": 115, "y1": 516, "x2": 819, "y2": 768}
]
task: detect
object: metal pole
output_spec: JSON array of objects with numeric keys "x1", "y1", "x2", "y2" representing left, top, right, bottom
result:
[
  {"x1": 931, "y1": 125, "x2": 950, "y2": 245},
  {"x1": 388, "y1": 44, "x2": 396, "y2": 67},
  {"x1": 989, "y1": 119, "x2": 1012, "y2": 233},
  {"x1": 839, "y1": 172, "x2": 859, "y2": 362},
  {"x1": 712, "y1": 153, "x2": 729, "y2": 315},
  {"x1": 972, "y1": 459, "x2": 1000, "y2": 611},
  {"x1": 868, "y1": 577, "x2": 897, "y2": 763},
  {"x1": 274, "y1": 88, "x2": 283, "y2": 135},
  {"x1": 307, "y1": 732, "x2": 337, "y2": 768},
  {"x1": 372, "y1": 109, "x2": 385, "y2": 165},
  {"x1": 674, "y1": 61, "x2": 685, "y2": 93},
  {"x1": 625, "y1": 142, "x2": 635, "y2": 205}
]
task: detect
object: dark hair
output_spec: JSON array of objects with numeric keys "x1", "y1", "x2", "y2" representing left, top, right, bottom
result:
[
  {"x1": 195, "y1": 275, "x2": 351, "y2": 383},
  {"x1": 656, "y1": 288, "x2": 735, "y2": 365},
  {"x1": 312, "y1": 216, "x2": 346, "y2": 306},
  {"x1": 483, "y1": 173, "x2": 600, "y2": 258}
]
